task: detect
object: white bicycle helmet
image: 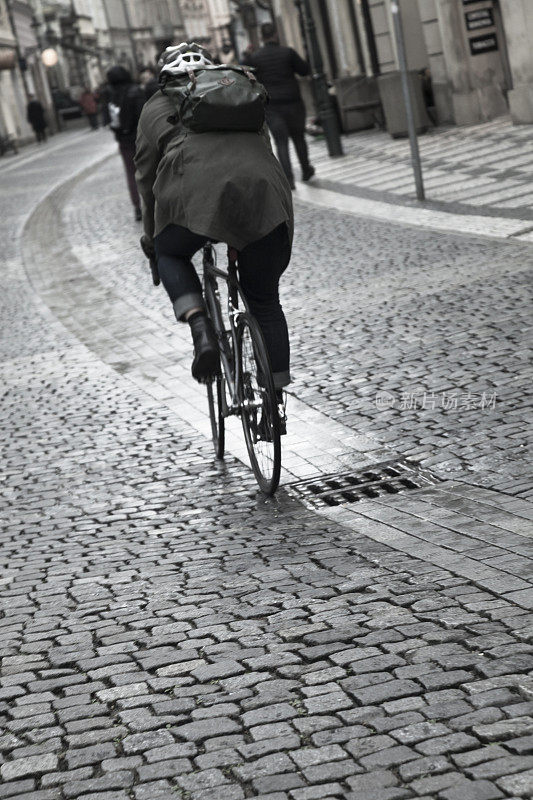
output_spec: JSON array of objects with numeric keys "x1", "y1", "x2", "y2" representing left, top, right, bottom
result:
[{"x1": 158, "y1": 42, "x2": 214, "y2": 78}]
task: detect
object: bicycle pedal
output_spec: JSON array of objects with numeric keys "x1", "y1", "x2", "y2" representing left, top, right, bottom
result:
[{"x1": 278, "y1": 406, "x2": 287, "y2": 436}]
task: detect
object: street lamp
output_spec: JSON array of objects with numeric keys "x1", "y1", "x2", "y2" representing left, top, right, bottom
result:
[
  {"x1": 41, "y1": 48, "x2": 59, "y2": 67},
  {"x1": 295, "y1": 0, "x2": 343, "y2": 157}
]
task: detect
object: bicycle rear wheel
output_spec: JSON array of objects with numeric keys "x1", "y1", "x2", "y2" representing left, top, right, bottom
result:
[
  {"x1": 238, "y1": 312, "x2": 281, "y2": 495},
  {"x1": 206, "y1": 376, "x2": 225, "y2": 459}
]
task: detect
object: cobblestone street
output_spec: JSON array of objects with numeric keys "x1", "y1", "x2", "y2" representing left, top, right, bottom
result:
[{"x1": 1, "y1": 131, "x2": 532, "y2": 800}]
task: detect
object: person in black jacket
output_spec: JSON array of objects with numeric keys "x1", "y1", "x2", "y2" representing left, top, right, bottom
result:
[
  {"x1": 139, "y1": 66, "x2": 159, "y2": 101},
  {"x1": 27, "y1": 96, "x2": 47, "y2": 143},
  {"x1": 106, "y1": 66, "x2": 146, "y2": 220},
  {"x1": 247, "y1": 23, "x2": 315, "y2": 189}
]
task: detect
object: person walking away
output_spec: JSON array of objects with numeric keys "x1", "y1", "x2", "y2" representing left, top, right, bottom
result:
[
  {"x1": 135, "y1": 43, "x2": 293, "y2": 420},
  {"x1": 96, "y1": 83, "x2": 111, "y2": 126},
  {"x1": 107, "y1": 66, "x2": 145, "y2": 221},
  {"x1": 239, "y1": 44, "x2": 254, "y2": 67},
  {"x1": 27, "y1": 96, "x2": 47, "y2": 143},
  {"x1": 139, "y1": 66, "x2": 159, "y2": 100},
  {"x1": 218, "y1": 42, "x2": 236, "y2": 65},
  {"x1": 80, "y1": 88, "x2": 99, "y2": 129},
  {"x1": 247, "y1": 22, "x2": 315, "y2": 190}
]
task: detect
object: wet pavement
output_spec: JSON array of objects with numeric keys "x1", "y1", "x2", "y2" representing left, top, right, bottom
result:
[{"x1": 1, "y1": 130, "x2": 532, "y2": 800}]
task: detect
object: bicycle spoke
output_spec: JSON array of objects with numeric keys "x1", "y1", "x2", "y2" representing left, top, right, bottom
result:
[{"x1": 239, "y1": 314, "x2": 281, "y2": 494}]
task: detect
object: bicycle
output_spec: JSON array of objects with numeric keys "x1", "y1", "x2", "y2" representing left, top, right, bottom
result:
[{"x1": 202, "y1": 243, "x2": 282, "y2": 495}]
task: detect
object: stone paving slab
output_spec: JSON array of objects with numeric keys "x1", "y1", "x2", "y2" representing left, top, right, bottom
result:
[
  {"x1": 1, "y1": 124, "x2": 532, "y2": 800},
  {"x1": 304, "y1": 117, "x2": 533, "y2": 222},
  {"x1": 294, "y1": 183, "x2": 528, "y2": 241}
]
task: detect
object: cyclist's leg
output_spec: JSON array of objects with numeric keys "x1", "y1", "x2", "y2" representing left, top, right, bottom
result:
[
  {"x1": 154, "y1": 224, "x2": 208, "y2": 321},
  {"x1": 266, "y1": 108, "x2": 294, "y2": 188},
  {"x1": 238, "y1": 224, "x2": 291, "y2": 391},
  {"x1": 155, "y1": 224, "x2": 218, "y2": 381}
]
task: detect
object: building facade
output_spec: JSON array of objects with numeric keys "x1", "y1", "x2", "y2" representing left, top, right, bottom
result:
[
  {"x1": 0, "y1": 0, "x2": 38, "y2": 139},
  {"x1": 180, "y1": 0, "x2": 212, "y2": 43},
  {"x1": 499, "y1": 0, "x2": 533, "y2": 123},
  {"x1": 205, "y1": 0, "x2": 229, "y2": 54},
  {"x1": 270, "y1": 0, "x2": 533, "y2": 127},
  {"x1": 5, "y1": 0, "x2": 533, "y2": 142}
]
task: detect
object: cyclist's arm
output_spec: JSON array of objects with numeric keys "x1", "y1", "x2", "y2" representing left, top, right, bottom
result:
[{"x1": 134, "y1": 114, "x2": 158, "y2": 240}]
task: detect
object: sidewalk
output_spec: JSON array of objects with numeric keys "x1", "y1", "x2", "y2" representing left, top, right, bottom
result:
[
  {"x1": 300, "y1": 117, "x2": 533, "y2": 239},
  {"x1": 0, "y1": 125, "x2": 106, "y2": 178}
]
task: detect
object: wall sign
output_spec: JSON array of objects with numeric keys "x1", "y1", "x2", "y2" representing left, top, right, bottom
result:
[
  {"x1": 463, "y1": 0, "x2": 486, "y2": 5},
  {"x1": 465, "y1": 8, "x2": 495, "y2": 31},
  {"x1": 469, "y1": 33, "x2": 499, "y2": 55}
]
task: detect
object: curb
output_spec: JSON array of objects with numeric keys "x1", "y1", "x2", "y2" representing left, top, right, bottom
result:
[{"x1": 294, "y1": 181, "x2": 533, "y2": 244}]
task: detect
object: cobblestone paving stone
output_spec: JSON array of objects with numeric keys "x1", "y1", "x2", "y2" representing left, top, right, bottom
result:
[
  {"x1": 289, "y1": 204, "x2": 532, "y2": 496},
  {"x1": 55, "y1": 151, "x2": 533, "y2": 497},
  {"x1": 1, "y1": 132, "x2": 532, "y2": 800}
]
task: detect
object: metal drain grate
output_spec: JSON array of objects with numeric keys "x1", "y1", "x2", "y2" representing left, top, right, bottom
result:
[{"x1": 286, "y1": 459, "x2": 440, "y2": 509}]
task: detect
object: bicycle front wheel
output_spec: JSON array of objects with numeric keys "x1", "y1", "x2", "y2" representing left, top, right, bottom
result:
[
  {"x1": 206, "y1": 375, "x2": 225, "y2": 460},
  {"x1": 238, "y1": 313, "x2": 281, "y2": 495}
]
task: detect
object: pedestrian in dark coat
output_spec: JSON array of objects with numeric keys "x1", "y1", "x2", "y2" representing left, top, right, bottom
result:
[
  {"x1": 247, "y1": 23, "x2": 315, "y2": 189},
  {"x1": 106, "y1": 66, "x2": 146, "y2": 220},
  {"x1": 80, "y1": 88, "x2": 99, "y2": 129},
  {"x1": 139, "y1": 66, "x2": 159, "y2": 101},
  {"x1": 96, "y1": 83, "x2": 111, "y2": 126},
  {"x1": 135, "y1": 43, "x2": 293, "y2": 389},
  {"x1": 239, "y1": 44, "x2": 254, "y2": 66},
  {"x1": 27, "y1": 96, "x2": 47, "y2": 143}
]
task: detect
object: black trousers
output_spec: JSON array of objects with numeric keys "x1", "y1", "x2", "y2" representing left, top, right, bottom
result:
[
  {"x1": 34, "y1": 127, "x2": 47, "y2": 143},
  {"x1": 154, "y1": 223, "x2": 292, "y2": 388},
  {"x1": 266, "y1": 100, "x2": 311, "y2": 185},
  {"x1": 119, "y1": 141, "x2": 140, "y2": 209}
]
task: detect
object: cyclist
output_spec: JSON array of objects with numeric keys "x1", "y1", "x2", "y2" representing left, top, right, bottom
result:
[{"x1": 134, "y1": 43, "x2": 293, "y2": 411}]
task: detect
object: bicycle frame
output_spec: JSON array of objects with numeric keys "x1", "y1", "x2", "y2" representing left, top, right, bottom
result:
[
  {"x1": 203, "y1": 244, "x2": 248, "y2": 419},
  {"x1": 202, "y1": 242, "x2": 282, "y2": 495}
]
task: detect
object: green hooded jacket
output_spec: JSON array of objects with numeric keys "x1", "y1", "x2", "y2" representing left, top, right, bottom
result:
[{"x1": 134, "y1": 90, "x2": 294, "y2": 251}]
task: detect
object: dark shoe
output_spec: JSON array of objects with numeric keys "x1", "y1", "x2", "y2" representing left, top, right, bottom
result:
[
  {"x1": 134, "y1": 206, "x2": 142, "y2": 221},
  {"x1": 258, "y1": 398, "x2": 287, "y2": 440},
  {"x1": 302, "y1": 165, "x2": 315, "y2": 182},
  {"x1": 189, "y1": 313, "x2": 219, "y2": 383},
  {"x1": 257, "y1": 408, "x2": 287, "y2": 440},
  {"x1": 289, "y1": 180, "x2": 296, "y2": 191}
]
